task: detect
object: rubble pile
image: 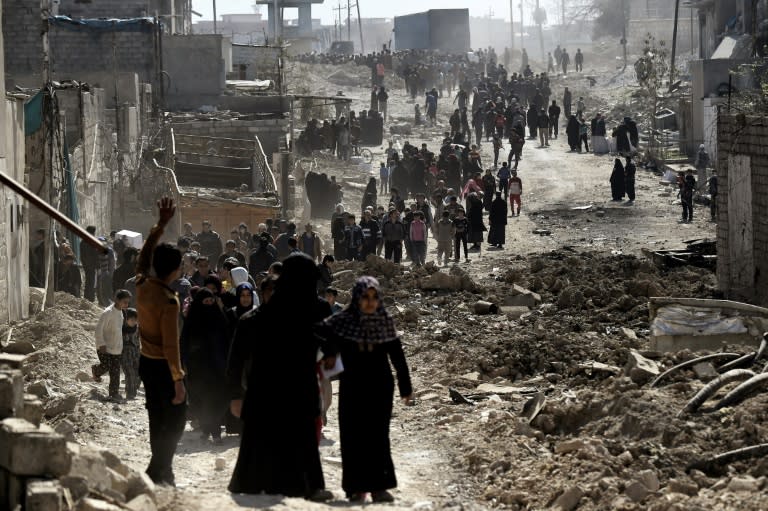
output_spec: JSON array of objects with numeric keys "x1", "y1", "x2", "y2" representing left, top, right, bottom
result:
[{"x1": 0, "y1": 294, "x2": 156, "y2": 511}]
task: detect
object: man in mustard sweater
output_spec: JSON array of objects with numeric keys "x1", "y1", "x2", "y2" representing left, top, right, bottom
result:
[{"x1": 136, "y1": 197, "x2": 186, "y2": 486}]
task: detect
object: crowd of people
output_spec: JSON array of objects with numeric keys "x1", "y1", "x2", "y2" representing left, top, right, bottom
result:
[{"x1": 85, "y1": 199, "x2": 413, "y2": 503}]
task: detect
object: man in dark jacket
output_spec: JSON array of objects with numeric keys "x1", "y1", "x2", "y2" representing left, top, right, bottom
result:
[
  {"x1": 526, "y1": 105, "x2": 538, "y2": 139},
  {"x1": 381, "y1": 209, "x2": 406, "y2": 263},
  {"x1": 113, "y1": 247, "x2": 139, "y2": 293},
  {"x1": 548, "y1": 101, "x2": 561, "y2": 139},
  {"x1": 316, "y1": 255, "x2": 335, "y2": 295},
  {"x1": 197, "y1": 221, "x2": 223, "y2": 267},
  {"x1": 249, "y1": 234, "x2": 277, "y2": 278},
  {"x1": 538, "y1": 108, "x2": 550, "y2": 148}
]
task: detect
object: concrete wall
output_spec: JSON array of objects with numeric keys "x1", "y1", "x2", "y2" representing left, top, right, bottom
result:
[
  {"x1": 716, "y1": 114, "x2": 768, "y2": 306},
  {"x1": 393, "y1": 9, "x2": 470, "y2": 52},
  {"x1": 172, "y1": 119, "x2": 290, "y2": 163},
  {"x1": 162, "y1": 35, "x2": 226, "y2": 109},
  {"x1": 690, "y1": 59, "x2": 745, "y2": 152},
  {"x1": 2, "y1": 1, "x2": 158, "y2": 90},
  {"x1": 231, "y1": 44, "x2": 281, "y2": 83}
]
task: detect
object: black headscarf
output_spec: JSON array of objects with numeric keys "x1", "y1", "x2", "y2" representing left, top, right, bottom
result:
[
  {"x1": 234, "y1": 283, "x2": 256, "y2": 318},
  {"x1": 270, "y1": 253, "x2": 320, "y2": 310},
  {"x1": 324, "y1": 276, "x2": 398, "y2": 344}
]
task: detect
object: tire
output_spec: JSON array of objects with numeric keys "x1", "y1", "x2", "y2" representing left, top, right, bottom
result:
[{"x1": 360, "y1": 148, "x2": 373, "y2": 164}]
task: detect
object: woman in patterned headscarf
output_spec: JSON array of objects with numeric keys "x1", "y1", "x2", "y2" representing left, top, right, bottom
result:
[{"x1": 322, "y1": 276, "x2": 413, "y2": 503}]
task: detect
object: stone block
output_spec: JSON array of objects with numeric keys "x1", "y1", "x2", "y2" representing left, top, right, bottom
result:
[
  {"x1": 126, "y1": 494, "x2": 157, "y2": 511},
  {"x1": 624, "y1": 349, "x2": 660, "y2": 385},
  {"x1": 503, "y1": 285, "x2": 542, "y2": 308},
  {"x1": 625, "y1": 480, "x2": 650, "y2": 502},
  {"x1": 75, "y1": 498, "x2": 122, "y2": 511},
  {"x1": 0, "y1": 369, "x2": 24, "y2": 419},
  {"x1": 0, "y1": 353, "x2": 26, "y2": 372},
  {"x1": 107, "y1": 467, "x2": 129, "y2": 497},
  {"x1": 26, "y1": 479, "x2": 64, "y2": 511},
  {"x1": 44, "y1": 394, "x2": 78, "y2": 418},
  {"x1": 553, "y1": 486, "x2": 583, "y2": 511},
  {"x1": 124, "y1": 471, "x2": 155, "y2": 502},
  {"x1": 637, "y1": 469, "x2": 660, "y2": 492},
  {"x1": 60, "y1": 475, "x2": 89, "y2": 502},
  {"x1": 20, "y1": 394, "x2": 44, "y2": 427},
  {"x1": 68, "y1": 443, "x2": 111, "y2": 493},
  {"x1": 0, "y1": 419, "x2": 71, "y2": 476},
  {"x1": 555, "y1": 439, "x2": 586, "y2": 455}
]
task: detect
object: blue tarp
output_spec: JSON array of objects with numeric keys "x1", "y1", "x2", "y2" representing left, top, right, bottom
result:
[
  {"x1": 49, "y1": 16, "x2": 158, "y2": 32},
  {"x1": 24, "y1": 90, "x2": 44, "y2": 136}
]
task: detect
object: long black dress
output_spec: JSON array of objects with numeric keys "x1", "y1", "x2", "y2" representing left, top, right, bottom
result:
[
  {"x1": 321, "y1": 277, "x2": 412, "y2": 498},
  {"x1": 227, "y1": 254, "x2": 332, "y2": 498},
  {"x1": 566, "y1": 115, "x2": 580, "y2": 151},
  {"x1": 181, "y1": 288, "x2": 230, "y2": 439},
  {"x1": 467, "y1": 195, "x2": 487, "y2": 244},
  {"x1": 488, "y1": 195, "x2": 508, "y2": 246},
  {"x1": 610, "y1": 159, "x2": 626, "y2": 201}
]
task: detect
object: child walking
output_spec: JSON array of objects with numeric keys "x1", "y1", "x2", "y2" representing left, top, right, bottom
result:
[
  {"x1": 436, "y1": 210, "x2": 454, "y2": 266},
  {"x1": 121, "y1": 308, "x2": 140, "y2": 400},
  {"x1": 92, "y1": 289, "x2": 132, "y2": 401}
]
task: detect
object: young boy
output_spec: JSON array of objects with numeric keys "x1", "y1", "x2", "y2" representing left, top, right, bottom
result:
[
  {"x1": 121, "y1": 308, "x2": 140, "y2": 400},
  {"x1": 509, "y1": 169, "x2": 523, "y2": 216},
  {"x1": 453, "y1": 209, "x2": 470, "y2": 263},
  {"x1": 436, "y1": 210, "x2": 454, "y2": 266},
  {"x1": 93, "y1": 289, "x2": 132, "y2": 401},
  {"x1": 325, "y1": 287, "x2": 344, "y2": 314}
]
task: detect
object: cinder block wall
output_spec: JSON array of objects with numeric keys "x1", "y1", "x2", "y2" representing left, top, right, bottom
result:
[{"x1": 716, "y1": 113, "x2": 768, "y2": 305}]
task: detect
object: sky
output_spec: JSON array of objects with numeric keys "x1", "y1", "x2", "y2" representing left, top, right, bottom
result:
[{"x1": 192, "y1": 0, "x2": 564, "y2": 26}]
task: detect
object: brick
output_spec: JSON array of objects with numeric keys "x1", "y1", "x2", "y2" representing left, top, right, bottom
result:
[
  {"x1": 0, "y1": 370, "x2": 23, "y2": 419},
  {"x1": 0, "y1": 419, "x2": 71, "y2": 477},
  {"x1": 0, "y1": 353, "x2": 26, "y2": 371},
  {"x1": 26, "y1": 479, "x2": 65, "y2": 511}
]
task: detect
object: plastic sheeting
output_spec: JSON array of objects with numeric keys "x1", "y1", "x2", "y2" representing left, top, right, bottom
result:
[
  {"x1": 49, "y1": 16, "x2": 158, "y2": 33},
  {"x1": 650, "y1": 305, "x2": 748, "y2": 337}
]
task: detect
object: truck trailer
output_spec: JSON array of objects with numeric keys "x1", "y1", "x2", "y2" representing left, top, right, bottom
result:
[{"x1": 393, "y1": 9, "x2": 470, "y2": 52}]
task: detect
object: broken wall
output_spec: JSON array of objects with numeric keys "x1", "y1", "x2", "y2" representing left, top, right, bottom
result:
[
  {"x1": 716, "y1": 114, "x2": 768, "y2": 306},
  {"x1": 231, "y1": 44, "x2": 282, "y2": 84},
  {"x1": 162, "y1": 35, "x2": 226, "y2": 110}
]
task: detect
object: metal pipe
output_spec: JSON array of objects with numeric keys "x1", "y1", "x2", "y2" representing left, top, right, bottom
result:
[
  {"x1": 669, "y1": 0, "x2": 681, "y2": 88},
  {"x1": 509, "y1": 0, "x2": 515, "y2": 52},
  {"x1": 0, "y1": 170, "x2": 107, "y2": 253},
  {"x1": 679, "y1": 369, "x2": 755, "y2": 416},
  {"x1": 650, "y1": 352, "x2": 742, "y2": 387}
]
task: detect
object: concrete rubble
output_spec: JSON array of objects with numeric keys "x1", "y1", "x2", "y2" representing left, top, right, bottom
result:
[{"x1": 0, "y1": 345, "x2": 154, "y2": 510}]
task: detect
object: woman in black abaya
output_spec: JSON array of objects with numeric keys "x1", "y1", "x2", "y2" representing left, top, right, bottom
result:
[
  {"x1": 227, "y1": 254, "x2": 333, "y2": 501},
  {"x1": 610, "y1": 158, "x2": 626, "y2": 201},
  {"x1": 322, "y1": 277, "x2": 413, "y2": 503},
  {"x1": 488, "y1": 192, "x2": 508, "y2": 248},
  {"x1": 181, "y1": 288, "x2": 230, "y2": 442}
]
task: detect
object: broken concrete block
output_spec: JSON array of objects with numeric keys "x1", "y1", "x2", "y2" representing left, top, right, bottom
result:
[
  {"x1": 124, "y1": 471, "x2": 155, "y2": 502},
  {"x1": 500, "y1": 305, "x2": 531, "y2": 319},
  {"x1": 637, "y1": 469, "x2": 660, "y2": 492},
  {"x1": 624, "y1": 480, "x2": 650, "y2": 502},
  {"x1": 553, "y1": 486, "x2": 583, "y2": 511},
  {"x1": 503, "y1": 285, "x2": 542, "y2": 308},
  {"x1": 60, "y1": 475, "x2": 89, "y2": 502},
  {"x1": 27, "y1": 381, "x2": 50, "y2": 398},
  {"x1": 4, "y1": 340, "x2": 36, "y2": 355},
  {"x1": 0, "y1": 353, "x2": 27, "y2": 371},
  {"x1": 555, "y1": 439, "x2": 586, "y2": 455},
  {"x1": 20, "y1": 394, "x2": 44, "y2": 427},
  {"x1": 26, "y1": 479, "x2": 64, "y2": 511},
  {"x1": 75, "y1": 498, "x2": 122, "y2": 511},
  {"x1": 44, "y1": 394, "x2": 78, "y2": 418},
  {"x1": 101, "y1": 449, "x2": 130, "y2": 478},
  {"x1": 624, "y1": 349, "x2": 660, "y2": 385},
  {"x1": 692, "y1": 362, "x2": 718, "y2": 380},
  {"x1": 620, "y1": 327, "x2": 638, "y2": 341},
  {"x1": 126, "y1": 495, "x2": 157, "y2": 511},
  {"x1": 0, "y1": 369, "x2": 24, "y2": 419},
  {"x1": 54, "y1": 420, "x2": 76, "y2": 441},
  {"x1": 67, "y1": 443, "x2": 111, "y2": 492},
  {"x1": 667, "y1": 478, "x2": 699, "y2": 496},
  {"x1": 107, "y1": 467, "x2": 129, "y2": 497},
  {"x1": 75, "y1": 371, "x2": 92, "y2": 382},
  {"x1": 727, "y1": 476, "x2": 759, "y2": 493},
  {"x1": 0, "y1": 418, "x2": 70, "y2": 476}
]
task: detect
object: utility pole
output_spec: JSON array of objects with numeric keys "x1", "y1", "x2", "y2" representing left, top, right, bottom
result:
[
  {"x1": 212, "y1": 0, "x2": 217, "y2": 33},
  {"x1": 509, "y1": 0, "x2": 515, "y2": 52},
  {"x1": 333, "y1": 3, "x2": 344, "y2": 41},
  {"x1": 347, "y1": 0, "x2": 351, "y2": 41},
  {"x1": 535, "y1": 0, "x2": 545, "y2": 61},
  {"x1": 356, "y1": 0, "x2": 364, "y2": 54},
  {"x1": 41, "y1": 0, "x2": 54, "y2": 307},
  {"x1": 273, "y1": 0, "x2": 280, "y2": 41},
  {"x1": 621, "y1": 0, "x2": 628, "y2": 71},
  {"x1": 561, "y1": 0, "x2": 565, "y2": 44},
  {"x1": 669, "y1": 0, "x2": 680, "y2": 87},
  {"x1": 519, "y1": 2, "x2": 524, "y2": 52}
]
